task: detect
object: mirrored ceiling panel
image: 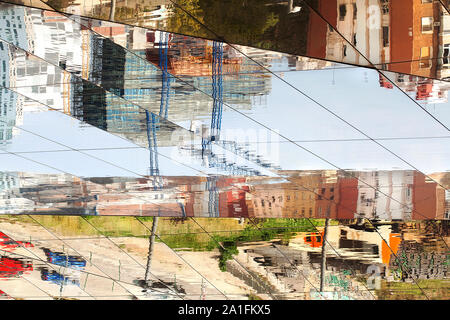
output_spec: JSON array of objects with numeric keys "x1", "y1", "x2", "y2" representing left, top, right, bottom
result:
[
  {"x1": 0, "y1": 0, "x2": 369, "y2": 65},
  {"x1": 0, "y1": 0, "x2": 448, "y2": 303},
  {"x1": 0, "y1": 216, "x2": 447, "y2": 300},
  {"x1": 0, "y1": 1, "x2": 448, "y2": 221},
  {"x1": 0, "y1": 167, "x2": 447, "y2": 220},
  {"x1": 7, "y1": 0, "x2": 450, "y2": 81}
]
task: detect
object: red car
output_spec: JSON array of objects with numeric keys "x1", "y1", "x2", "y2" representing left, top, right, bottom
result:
[
  {"x1": 0, "y1": 232, "x2": 34, "y2": 251},
  {"x1": 0, "y1": 257, "x2": 33, "y2": 278}
]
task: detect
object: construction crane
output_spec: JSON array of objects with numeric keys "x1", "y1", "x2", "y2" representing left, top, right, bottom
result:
[
  {"x1": 159, "y1": 31, "x2": 172, "y2": 119},
  {"x1": 146, "y1": 31, "x2": 173, "y2": 192},
  {"x1": 210, "y1": 41, "x2": 224, "y2": 142},
  {"x1": 200, "y1": 41, "x2": 279, "y2": 173},
  {"x1": 163, "y1": 39, "x2": 276, "y2": 216},
  {"x1": 145, "y1": 31, "x2": 183, "y2": 287},
  {"x1": 145, "y1": 110, "x2": 162, "y2": 191},
  {"x1": 200, "y1": 41, "x2": 222, "y2": 217},
  {"x1": 201, "y1": 41, "x2": 223, "y2": 160}
]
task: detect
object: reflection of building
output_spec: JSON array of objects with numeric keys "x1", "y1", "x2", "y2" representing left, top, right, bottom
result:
[
  {"x1": 145, "y1": 33, "x2": 272, "y2": 109},
  {"x1": 0, "y1": 4, "x2": 30, "y2": 50},
  {"x1": 336, "y1": 176, "x2": 358, "y2": 219},
  {"x1": 1, "y1": 170, "x2": 448, "y2": 219},
  {"x1": 376, "y1": 171, "x2": 413, "y2": 221},
  {"x1": 291, "y1": 224, "x2": 399, "y2": 288},
  {"x1": 250, "y1": 172, "x2": 324, "y2": 218},
  {"x1": 304, "y1": 226, "x2": 402, "y2": 278},
  {"x1": 324, "y1": 0, "x2": 444, "y2": 78},
  {"x1": 218, "y1": 178, "x2": 250, "y2": 218},
  {"x1": 135, "y1": 3, "x2": 172, "y2": 29},
  {"x1": 327, "y1": 0, "x2": 390, "y2": 65},
  {"x1": 390, "y1": 0, "x2": 441, "y2": 78},
  {"x1": 287, "y1": 56, "x2": 334, "y2": 71},
  {"x1": 320, "y1": 0, "x2": 450, "y2": 101},
  {"x1": 182, "y1": 176, "x2": 250, "y2": 217},
  {"x1": 355, "y1": 171, "x2": 377, "y2": 219},
  {"x1": 381, "y1": 72, "x2": 450, "y2": 104},
  {"x1": 0, "y1": 5, "x2": 28, "y2": 145},
  {"x1": 6, "y1": 2, "x2": 274, "y2": 137},
  {"x1": 145, "y1": 34, "x2": 243, "y2": 76},
  {"x1": 356, "y1": 171, "x2": 413, "y2": 221},
  {"x1": 412, "y1": 171, "x2": 446, "y2": 220},
  {"x1": 438, "y1": 5, "x2": 450, "y2": 79},
  {"x1": 387, "y1": 240, "x2": 448, "y2": 281},
  {"x1": 0, "y1": 89, "x2": 22, "y2": 146},
  {"x1": 410, "y1": 0, "x2": 441, "y2": 78},
  {"x1": 250, "y1": 183, "x2": 285, "y2": 218},
  {"x1": 6, "y1": 8, "x2": 78, "y2": 113},
  {"x1": 66, "y1": 0, "x2": 172, "y2": 29},
  {"x1": 0, "y1": 171, "x2": 33, "y2": 213},
  {"x1": 249, "y1": 170, "x2": 443, "y2": 220},
  {"x1": 315, "y1": 171, "x2": 339, "y2": 218}
]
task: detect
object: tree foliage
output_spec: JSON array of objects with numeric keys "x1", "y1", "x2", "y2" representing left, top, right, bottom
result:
[{"x1": 168, "y1": 0, "x2": 310, "y2": 55}]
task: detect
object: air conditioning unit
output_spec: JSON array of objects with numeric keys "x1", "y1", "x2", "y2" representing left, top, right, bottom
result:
[{"x1": 434, "y1": 22, "x2": 441, "y2": 26}]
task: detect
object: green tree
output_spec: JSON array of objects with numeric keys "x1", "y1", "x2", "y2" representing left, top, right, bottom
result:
[
  {"x1": 198, "y1": 0, "x2": 279, "y2": 45},
  {"x1": 169, "y1": 0, "x2": 311, "y2": 56},
  {"x1": 167, "y1": 0, "x2": 211, "y2": 37}
]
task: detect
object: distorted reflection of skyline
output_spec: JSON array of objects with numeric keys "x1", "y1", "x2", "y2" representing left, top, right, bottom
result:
[{"x1": 0, "y1": 0, "x2": 448, "y2": 302}]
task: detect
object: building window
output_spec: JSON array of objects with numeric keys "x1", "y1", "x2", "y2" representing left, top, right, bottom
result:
[
  {"x1": 443, "y1": 44, "x2": 450, "y2": 66},
  {"x1": 339, "y1": 4, "x2": 347, "y2": 21},
  {"x1": 381, "y1": 0, "x2": 389, "y2": 14},
  {"x1": 419, "y1": 46, "x2": 431, "y2": 68},
  {"x1": 421, "y1": 17, "x2": 433, "y2": 33},
  {"x1": 353, "y1": 3, "x2": 357, "y2": 20},
  {"x1": 382, "y1": 26, "x2": 389, "y2": 47},
  {"x1": 444, "y1": 15, "x2": 450, "y2": 34}
]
